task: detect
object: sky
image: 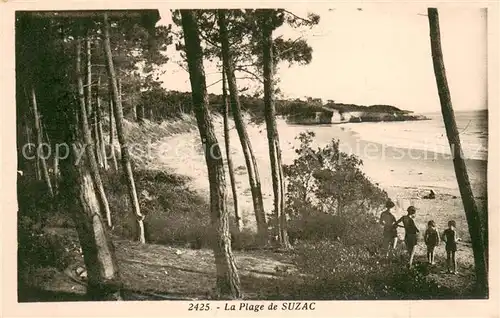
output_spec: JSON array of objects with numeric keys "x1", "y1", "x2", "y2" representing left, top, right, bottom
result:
[{"x1": 156, "y1": 7, "x2": 487, "y2": 113}]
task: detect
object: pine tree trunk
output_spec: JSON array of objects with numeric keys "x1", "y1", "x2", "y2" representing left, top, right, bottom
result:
[
  {"x1": 76, "y1": 38, "x2": 113, "y2": 229},
  {"x1": 85, "y1": 36, "x2": 93, "y2": 119},
  {"x1": 53, "y1": 155, "x2": 59, "y2": 195},
  {"x1": 59, "y1": 116, "x2": 122, "y2": 301},
  {"x1": 108, "y1": 95, "x2": 119, "y2": 171},
  {"x1": 25, "y1": 124, "x2": 35, "y2": 178},
  {"x1": 41, "y1": 119, "x2": 57, "y2": 192},
  {"x1": 70, "y1": 161, "x2": 122, "y2": 300},
  {"x1": 131, "y1": 98, "x2": 137, "y2": 121},
  {"x1": 218, "y1": 10, "x2": 267, "y2": 243},
  {"x1": 30, "y1": 86, "x2": 54, "y2": 197},
  {"x1": 24, "y1": 85, "x2": 42, "y2": 180},
  {"x1": 181, "y1": 9, "x2": 242, "y2": 299},
  {"x1": 222, "y1": 66, "x2": 242, "y2": 233},
  {"x1": 103, "y1": 13, "x2": 145, "y2": 243},
  {"x1": 96, "y1": 76, "x2": 109, "y2": 171},
  {"x1": 85, "y1": 36, "x2": 103, "y2": 168},
  {"x1": 117, "y1": 78, "x2": 122, "y2": 113},
  {"x1": 261, "y1": 12, "x2": 291, "y2": 249},
  {"x1": 428, "y1": 8, "x2": 487, "y2": 296},
  {"x1": 93, "y1": 101, "x2": 103, "y2": 168},
  {"x1": 40, "y1": 122, "x2": 58, "y2": 195},
  {"x1": 22, "y1": 105, "x2": 37, "y2": 180},
  {"x1": 149, "y1": 108, "x2": 154, "y2": 121},
  {"x1": 137, "y1": 104, "x2": 144, "y2": 123}
]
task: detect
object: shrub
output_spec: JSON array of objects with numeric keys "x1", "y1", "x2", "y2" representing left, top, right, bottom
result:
[
  {"x1": 291, "y1": 240, "x2": 448, "y2": 300},
  {"x1": 287, "y1": 212, "x2": 346, "y2": 242},
  {"x1": 293, "y1": 241, "x2": 381, "y2": 299},
  {"x1": 231, "y1": 228, "x2": 262, "y2": 251},
  {"x1": 273, "y1": 131, "x2": 458, "y2": 299},
  {"x1": 283, "y1": 132, "x2": 387, "y2": 218},
  {"x1": 17, "y1": 215, "x2": 74, "y2": 289},
  {"x1": 17, "y1": 176, "x2": 74, "y2": 229},
  {"x1": 281, "y1": 131, "x2": 388, "y2": 244},
  {"x1": 104, "y1": 169, "x2": 251, "y2": 249}
]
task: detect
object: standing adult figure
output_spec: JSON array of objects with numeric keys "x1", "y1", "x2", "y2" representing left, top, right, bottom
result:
[
  {"x1": 394, "y1": 206, "x2": 420, "y2": 267},
  {"x1": 379, "y1": 199, "x2": 398, "y2": 258}
]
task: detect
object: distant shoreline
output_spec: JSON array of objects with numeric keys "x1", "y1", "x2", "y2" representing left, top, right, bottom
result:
[
  {"x1": 288, "y1": 117, "x2": 432, "y2": 126},
  {"x1": 151, "y1": 116, "x2": 487, "y2": 227},
  {"x1": 285, "y1": 109, "x2": 431, "y2": 125},
  {"x1": 327, "y1": 125, "x2": 487, "y2": 198}
]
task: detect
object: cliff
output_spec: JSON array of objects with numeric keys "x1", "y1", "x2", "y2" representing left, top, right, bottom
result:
[{"x1": 286, "y1": 101, "x2": 430, "y2": 125}]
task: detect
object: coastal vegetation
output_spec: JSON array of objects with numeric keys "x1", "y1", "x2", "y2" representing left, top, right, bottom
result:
[
  {"x1": 140, "y1": 89, "x2": 429, "y2": 125},
  {"x1": 14, "y1": 8, "x2": 487, "y2": 302}
]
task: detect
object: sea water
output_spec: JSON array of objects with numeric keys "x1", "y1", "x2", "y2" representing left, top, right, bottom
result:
[{"x1": 340, "y1": 110, "x2": 488, "y2": 161}]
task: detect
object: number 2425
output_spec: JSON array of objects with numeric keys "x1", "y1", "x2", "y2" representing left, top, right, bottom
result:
[{"x1": 188, "y1": 303, "x2": 210, "y2": 311}]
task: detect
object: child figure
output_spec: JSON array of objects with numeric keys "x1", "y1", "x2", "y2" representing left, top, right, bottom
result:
[
  {"x1": 394, "y1": 206, "x2": 419, "y2": 267},
  {"x1": 424, "y1": 220, "x2": 440, "y2": 265},
  {"x1": 442, "y1": 220, "x2": 461, "y2": 274}
]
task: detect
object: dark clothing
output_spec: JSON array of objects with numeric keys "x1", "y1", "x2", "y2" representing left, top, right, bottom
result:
[
  {"x1": 443, "y1": 228, "x2": 458, "y2": 252},
  {"x1": 405, "y1": 233, "x2": 418, "y2": 249},
  {"x1": 424, "y1": 227, "x2": 440, "y2": 247},
  {"x1": 396, "y1": 215, "x2": 419, "y2": 251},
  {"x1": 396, "y1": 215, "x2": 419, "y2": 235},
  {"x1": 380, "y1": 210, "x2": 397, "y2": 238}
]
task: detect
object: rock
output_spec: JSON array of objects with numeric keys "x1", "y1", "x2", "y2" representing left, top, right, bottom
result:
[
  {"x1": 79, "y1": 271, "x2": 88, "y2": 280},
  {"x1": 75, "y1": 266, "x2": 87, "y2": 280},
  {"x1": 75, "y1": 266, "x2": 85, "y2": 276}
]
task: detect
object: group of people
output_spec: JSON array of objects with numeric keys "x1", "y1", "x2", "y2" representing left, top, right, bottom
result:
[{"x1": 379, "y1": 199, "x2": 461, "y2": 274}]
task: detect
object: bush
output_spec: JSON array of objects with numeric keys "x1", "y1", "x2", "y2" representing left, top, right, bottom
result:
[
  {"x1": 17, "y1": 176, "x2": 74, "y2": 229},
  {"x1": 18, "y1": 215, "x2": 74, "y2": 288},
  {"x1": 283, "y1": 131, "x2": 387, "y2": 219},
  {"x1": 231, "y1": 228, "x2": 262, "y2": 251},
  {"x1": 293, "y1": 241, "x2": 382, "y2": 299},
  {"x1": 272, "y1": 131, "x2": 458, "y2": 299},
  {"x1": 104, "y1": 169, "x2": 253, "y2": 249},
  {"x1": 291, "y1": 240, "x2": 449, "y2": 300},
  {"x1": 287, "y1": 212, "x2": 346, "y2": 242},
  {"x1": 281, "y1": 131, "x2": 387, "y2": 245}
]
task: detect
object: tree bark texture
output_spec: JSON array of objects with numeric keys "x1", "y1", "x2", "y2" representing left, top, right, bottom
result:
[
  {"x1": 96, "y1": 76, "x2": 109, "y2": 171},
  {"x1": 222, "y1": 63, "x2": 242, "y2": 233},
  {"x1": 181, "y1": 9, "x2": 242, "y2": 299},
  {"x1": 218, "y1": 10, "x2": 268, "y2": 242},
  {"x1": 428, "y1": 8, "x2": 488, "y2": 296},
  {"x1": 103, "y1": 13, "x2": 145, "y2": 243},
  {"x1": 261, "y1": 11, "x2": 291, "y2": 249},
  {"x1": 76, "y1": 38, "x2": 113, "y2": 229},
  {"x1": 30, "y1": 86, "x2": 54, "y2": 198}
]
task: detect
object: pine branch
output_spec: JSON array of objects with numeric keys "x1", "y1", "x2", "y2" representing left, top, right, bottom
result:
[
  {"x1": 284, "y1": 10, "x2": 316, "y2": 24},
  {"x1": 276, "y1": 36, "x2": 304, "y2": 57},
  {"x1": 234, "y1": 66, "x2": 263, "y2": 83}
]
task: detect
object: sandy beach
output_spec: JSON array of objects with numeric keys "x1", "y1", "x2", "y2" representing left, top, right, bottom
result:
[
  {"x1": 151, "y1": 116, "x2": 487, "y2": 238},
  {"x1": 147, "y1": 115, "x2": 488, "y2": 283}
]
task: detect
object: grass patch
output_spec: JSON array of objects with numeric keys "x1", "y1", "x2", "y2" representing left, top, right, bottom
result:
[{"x1": 103, "y1": 168, "x2": 258, "y2": 249}]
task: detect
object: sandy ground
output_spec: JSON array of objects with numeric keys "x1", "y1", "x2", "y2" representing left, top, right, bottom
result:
[
  {"x1": 149, "y1": 115, "x2": 488, "y2": 273},
  {"x1": 151, "y1": 115, "x2": 486, "y2": 226},
  {"x1": 22, "y1": 117, "x2": 486, "y2": 300}
]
